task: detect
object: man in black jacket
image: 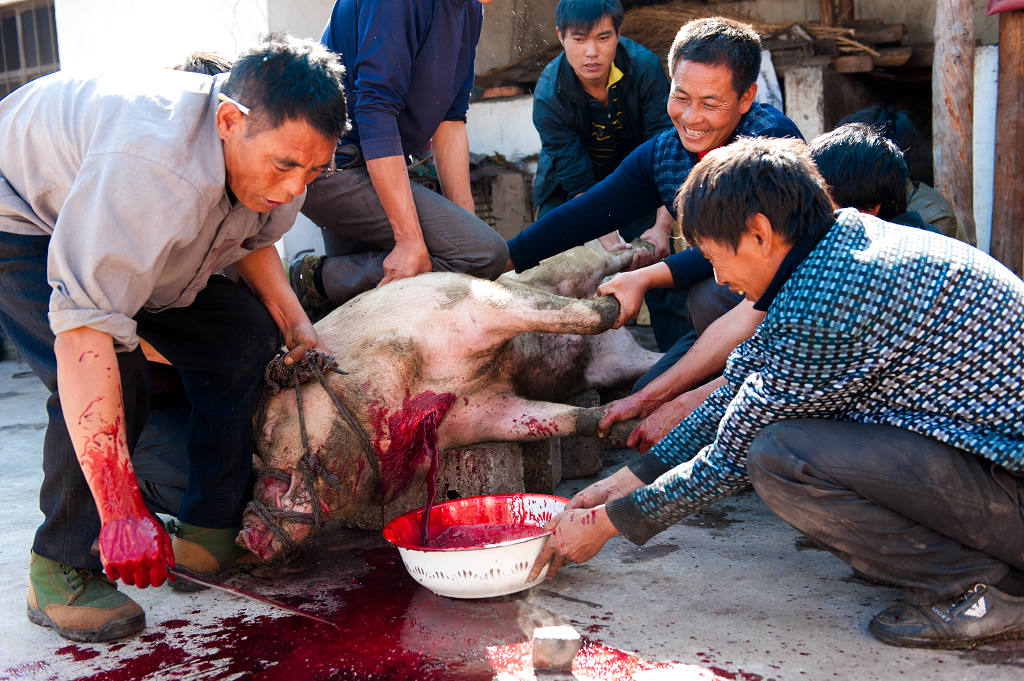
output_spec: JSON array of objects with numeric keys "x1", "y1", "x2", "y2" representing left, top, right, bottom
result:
[{"x1": 532, "y1": 0, "x2": 674, "y2": 255}]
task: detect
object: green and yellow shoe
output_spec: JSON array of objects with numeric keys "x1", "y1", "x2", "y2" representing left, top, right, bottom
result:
[
  {"x1": 288, "y1": 253, "x2": 335, "y2": 323},
  {"x1": 27, "y1": 551, "x2": 145, "y2": 642},
  {"x1": 170, "y1": 522, "x2": 254, "y2": 592}
]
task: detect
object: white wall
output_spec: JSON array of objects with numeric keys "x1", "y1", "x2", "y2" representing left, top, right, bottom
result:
[
  {"x1": 267, "y1": 0, "x2": 332, "y2": 41},
  {"x1": 54, "y1": 0, "x2": 271, "y2": 72},
  {"x1": 466, "y1": 95, "x2": 541, "y2": 160}
]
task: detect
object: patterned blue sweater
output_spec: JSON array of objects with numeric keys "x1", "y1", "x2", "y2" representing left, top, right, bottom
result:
[{"x1": 606, "y1": 209, "x2": 1024, "y2": 544}]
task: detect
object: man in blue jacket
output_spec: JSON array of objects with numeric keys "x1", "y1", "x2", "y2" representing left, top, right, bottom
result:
[
  {"x1": 507, "y1": 18, "x2": 802, "y2": 387},
  {"x1": 532, "y1": 0, "x2": 673, "y2": 254},
  {"x1": 531, "y1": 137, "x2": 1024, "y2": 649},
  {"x1": 293, "y1": 0, "x2": 509, "y2": 320}
]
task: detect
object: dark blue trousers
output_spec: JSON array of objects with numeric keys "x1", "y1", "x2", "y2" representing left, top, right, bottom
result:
[{"x1": 0, "y1": 231, "x2": 280, "y2": 570}]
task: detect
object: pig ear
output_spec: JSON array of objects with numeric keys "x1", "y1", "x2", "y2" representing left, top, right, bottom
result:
[{"x1": 261, "y1": 418, "x2": 277, "y2": 444}]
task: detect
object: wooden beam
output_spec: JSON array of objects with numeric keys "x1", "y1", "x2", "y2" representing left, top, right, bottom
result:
[
  {"x1": 932, "y1": 0, "x2": 976, "y2": 244},
  {"x1": 871, "y1": 46, "x2": 913, "y2": 68},
  {"x1": 833, "y1": 54, "x2": 874, "y2": 73},
  {"x1": 851, "y1": 23, "x2": 908, "y2": 44},
  {"x1": 991, "y1": 10, "x2": 1024, "y2": 276}
]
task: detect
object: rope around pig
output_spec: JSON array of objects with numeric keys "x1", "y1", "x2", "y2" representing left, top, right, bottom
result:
[{"x1": 245, "y1": 350, "x2": 378, "y2": 556}]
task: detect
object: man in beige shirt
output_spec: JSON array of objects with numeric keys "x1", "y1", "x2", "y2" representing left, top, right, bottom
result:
[{"x1": 0, "y1": 34, "x2": 347, "y2": 642}]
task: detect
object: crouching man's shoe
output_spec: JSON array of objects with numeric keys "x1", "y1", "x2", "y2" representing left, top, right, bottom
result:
[
  {"x1": 170, "y1": 522, "x2": 253, "y2": 592},
  {"x1": 869, "y1": 583, "x2": 1024, "y2": 649},
  {"x1": 289, "y1": 253, "x2": 334, "y2": 323},
  {"x1": 27, "y1": 551, "x2": 145, "y2": 642}
]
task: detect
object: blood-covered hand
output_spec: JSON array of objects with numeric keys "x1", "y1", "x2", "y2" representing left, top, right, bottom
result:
[
  {"x1": 98, "y1": 513, "x2": 175, "y2": 588},
  {"x1": 527, "y1": 507, "x2": 617, "y2": 581}
]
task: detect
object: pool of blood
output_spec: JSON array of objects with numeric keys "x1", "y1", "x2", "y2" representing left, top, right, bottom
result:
[
  {"x1": 428, "y1": 522, "x2": 546, "y2": 549},
  {"x1": 51, "y1": 543, "x2": 728, "y2": 681}
]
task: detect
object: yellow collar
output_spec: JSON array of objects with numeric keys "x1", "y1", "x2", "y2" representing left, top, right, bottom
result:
[{"x1": 607, "y1": 63, "x2": 624, "y2": 89}]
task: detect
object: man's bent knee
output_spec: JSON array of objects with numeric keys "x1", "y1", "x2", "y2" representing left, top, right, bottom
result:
[{"x1": 468, "y1": 230, "x2": 510, "y2": 281}]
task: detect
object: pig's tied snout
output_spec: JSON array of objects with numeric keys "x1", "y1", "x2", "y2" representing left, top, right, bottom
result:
[{"x1": 247, "y1": 351, "x2": 365, "y2": 555}]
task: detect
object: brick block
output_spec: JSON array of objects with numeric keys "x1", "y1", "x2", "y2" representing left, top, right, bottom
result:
[
  {"x1": 340, "y1": 441, "x2": 524, "y2": 531},
  {"x1": 532, "y1": 625, "x2": 582, "y2": 671},
  {"x1": 522, "y1": 437, "x2": 562, "y2": 494},
  {"x1": 559, "y1": 390, "x2": 604, "y2": 479}
]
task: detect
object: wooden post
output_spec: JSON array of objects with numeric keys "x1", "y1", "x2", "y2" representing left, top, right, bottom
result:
[
  {"x1": 991, "y1": 10, "x2": 1024, "y2": 276},
  {"x1": 932, "y1": 0, "x2": 977, "y2": 244},
  {"x1": 819, "y1": 0, "x2": 836, "y2": 26},
  {"x1": 837, "y1": 0, "x2": 855, "y2": 25}
]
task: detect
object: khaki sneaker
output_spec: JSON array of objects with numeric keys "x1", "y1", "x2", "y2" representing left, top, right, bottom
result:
[
  {"x1": 170, "y1": 522, "x2": 254, "y2": 592},
  {"x1": 289, "y1": 253, "x2": 335, "y2": 323},
  {"x1": 27, "y1": 551, "x2": 145, "y2": 642}
]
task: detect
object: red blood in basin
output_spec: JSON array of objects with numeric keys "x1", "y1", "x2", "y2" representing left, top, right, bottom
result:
[
  {"x1": 383, "y1": 493, "x2": 566, "y2": 550},
  {"x1": 428, "y1": 523, "x2": 546, "y2": 549}
]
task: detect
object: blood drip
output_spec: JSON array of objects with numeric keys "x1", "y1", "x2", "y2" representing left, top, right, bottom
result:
[
  {"x1": 428, "y1": 523, "x2": 546, "y2": 549},
  {"x1": 369, "y1": 391, "x2": 455, "y2": 545},
  {"x1": 419, "y1": 410, "x2": 442, "y2": 546}
]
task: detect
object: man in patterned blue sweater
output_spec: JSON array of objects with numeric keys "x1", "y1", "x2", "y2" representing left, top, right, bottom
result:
[{"x1": 530, "y1": 137, "x2": 1024, "y2": 649}]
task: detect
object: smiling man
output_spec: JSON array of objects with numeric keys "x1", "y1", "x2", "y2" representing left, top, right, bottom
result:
[
  {"x1": 532, "y1": 137, "x2": 1024, "y2": 649},
  {"x1": 0, "y1": 35, "x2": 347, "y2": 642},
  {"x1": 507, "y1": 17, "x2": 801, "y2": 386}
]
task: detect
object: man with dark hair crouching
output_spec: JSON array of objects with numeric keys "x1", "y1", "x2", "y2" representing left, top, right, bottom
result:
[{"x1": 530, "y1": 137, "x2": 1024, "y2": 649}]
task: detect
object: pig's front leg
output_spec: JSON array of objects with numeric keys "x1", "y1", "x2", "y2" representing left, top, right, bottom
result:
[
  {"x1": 443, "y1": 393, "x2": 600, "y2": 445},
  {"x1": 482, "y1": 280, "x2": 620, "y2": 337},
  {"x1": 443, "y1": 393, "x2": 642, "y2": 448}
]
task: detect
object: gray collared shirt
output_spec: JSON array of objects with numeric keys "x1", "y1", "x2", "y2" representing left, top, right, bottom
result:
[{"x1": 0, "y1": 69, "x2": 302, "y2": 350}]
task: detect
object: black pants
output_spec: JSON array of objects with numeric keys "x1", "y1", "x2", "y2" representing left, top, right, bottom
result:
[
  {"x1": 748, "y1": 420, "x2": 1024, "y2": 605},
  {"x1": 0, "y1": 231, "x2": 280, "y2": 570}
]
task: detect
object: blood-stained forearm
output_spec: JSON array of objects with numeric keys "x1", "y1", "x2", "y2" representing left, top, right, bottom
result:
[{"x1": 54, "y1": 326, "x2": 173, "y2": 587}]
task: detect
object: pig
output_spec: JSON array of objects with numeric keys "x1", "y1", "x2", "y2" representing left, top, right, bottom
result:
[{"x1": 239, "y1": 245, "x2": 660, "y2": 561}]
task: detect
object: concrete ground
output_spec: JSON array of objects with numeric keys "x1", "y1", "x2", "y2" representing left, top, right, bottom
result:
[{"x1": 1, "y1": 356, "x2": 1022, "y2": 681}]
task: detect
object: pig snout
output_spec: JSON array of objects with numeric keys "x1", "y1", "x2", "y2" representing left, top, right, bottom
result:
[{"x1": 237, "y1": 468, "x2": 318, "y2": 561}]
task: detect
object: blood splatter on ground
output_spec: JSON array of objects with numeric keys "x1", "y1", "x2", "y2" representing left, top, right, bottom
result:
[
  {"x1": 42, "y1": 538, "x2": 736, "y2": 681},
  {"x1": 54, "y1": 646, "x2": 99, "y2": 662}
]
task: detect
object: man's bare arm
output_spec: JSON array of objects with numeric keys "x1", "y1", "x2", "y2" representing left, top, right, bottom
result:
[
  {"x1": 365, "y1": 155, "x2": 432, "y2": 285},
  {"x1": 432, "y1": 120, "x2": 475, "y2": 214},
  {"x1": 599, "y1": 300, "x2": 764, "y2": 432}
]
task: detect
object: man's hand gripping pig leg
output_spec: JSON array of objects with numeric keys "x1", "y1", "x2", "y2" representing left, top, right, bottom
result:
[{"x1": 55, "y1": 326, "x2": 175, "y2": 588}]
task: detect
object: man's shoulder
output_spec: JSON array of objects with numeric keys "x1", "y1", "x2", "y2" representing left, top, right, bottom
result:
[
  {"x1": 534, "y1": 53, "x2": 566, "y2": 99},
  {"x1": 738, "y1": 102, "x2": 804, "y2": 140}
]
